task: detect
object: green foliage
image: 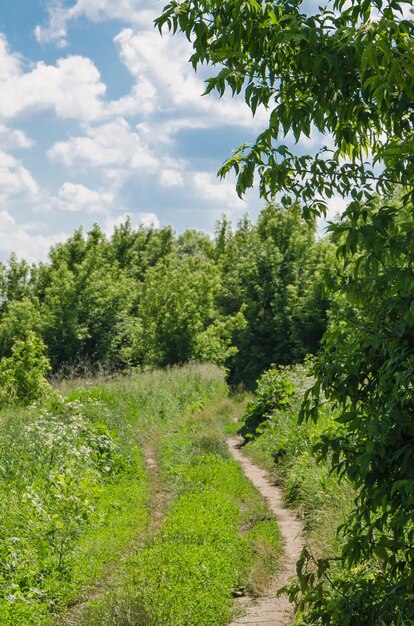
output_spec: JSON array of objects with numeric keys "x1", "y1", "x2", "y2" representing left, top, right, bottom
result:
[
  {"x1": 239, "y1": 366, "x2": 295, "y2": 439},
  {"x1": 0, "y1": 206, "x2": 329, "y2": 385},
  {"x1": 240, "y1": 364, "x2": 354, "y2": 577},
  {"x1": 0, "y1": 396, "x2": 133, "y2": 624},
  {"x1": 216, "y1": 205, "x2": 332, "y2": 387},
  {"x1": 193, "y1": 309, "x2": 247, "y2": 367},
  {"x1": 138, "y1": 255, "x2": 225, "y2": 366},
  {"x1": 291, "y1": 199, "x2": 414, "y2": 624},
  {"x1": 0, "y1": 299, "x2": 42, "y2": 357},
  {"x1": 156, "y1": 2, "x2": 414, "y2": 622},
  {"x1": 156, "y1": 0, "x2": 413, "y2": 214},
  {"x1": 0, "y1": 332, "x2": 50, "y2": 405}
]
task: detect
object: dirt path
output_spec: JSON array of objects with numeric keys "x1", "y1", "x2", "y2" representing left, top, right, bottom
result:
[{"x1": 227, "y1": 436, "x2": 304, "y2": 626}]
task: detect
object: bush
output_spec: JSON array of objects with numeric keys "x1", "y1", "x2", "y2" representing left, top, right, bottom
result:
[
  {"x1": 239, "y1": 366, "x2": 295, "y2": 440},
  {"x1": 0, "y1": 332, "x2": 51, "y2": 405}
]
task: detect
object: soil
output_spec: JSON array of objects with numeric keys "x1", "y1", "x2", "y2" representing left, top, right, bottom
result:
[{"x1": 227, "y1": 436, "x2": 304, "y2": 626}]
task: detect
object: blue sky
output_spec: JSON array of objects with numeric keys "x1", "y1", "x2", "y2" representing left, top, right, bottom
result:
[{"x1": 0, "y1": 0, "x2": 345, "y2": 262}]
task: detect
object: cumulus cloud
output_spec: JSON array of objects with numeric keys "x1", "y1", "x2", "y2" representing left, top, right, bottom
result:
[
  {"x1": 47, "y1": 117, "x2": 158, "y2": 173},
  {"x1": 325, "y1": 195, "x2": 349, "y2": 221},
  {"x1": 138, "y1": 211, "x2": 160, "y2": 228},
  {"x1": 114, "y1": 28, "x2": 269, "y2": 131},
  {"x1": 0, "y1": 150, "x2": 39, "y2": 202},
  {"x1": 192, "y1": 172, "x2": 246, "y2": 211},
  {"x1": 56, "y1": 182, "x2": 113, "y2": 213},
  {"x1": 103, "y1": 210, "x2": 160, "y2": 236},
  {"x1": 0, "y1": 34, "x2": 21, "y2": 77},
  {"x1": 0, "y1": 124, "x2": 34, "y2": 150},
  {"x1": 35, "y1": 0, "x2": 156, "y2": 46},
  {"x1": 160, "y1": 169, "x2": 184, "y2": 188},
  {"x1": 0, "y1": 38, "x2": 107, "y2": 122},
  {"x1": 0, "y1": 211, "x2": 67, "y2": 262}
]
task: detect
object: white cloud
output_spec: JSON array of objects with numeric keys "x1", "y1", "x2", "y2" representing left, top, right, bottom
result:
[
  {"x1": 0, "y1": 124, "x2": 34, "y2": 150},
  {"x1": 114, "y1": 28, "x2": 269, "y2": 131},
  {"x1": 35, "y1": 0, "x2": 157, "y2": 46},
  {"x1": 160, "y1": 169, "x2": 184, "y2": 188},
  {"x1": 316, "y1": 195, "x2": 349, "y2": 235},
  {"x1": 103, "y1": 210, "x2": 160, "y2": 236},
  {"x1": 0, "y1": 45, "x2": 107, "y2": 122},
  {"x1": 0, "y1": 151, "x2": 39, "y2": 202},
  {"x1": 192, "y1": 172, "x2": 246, "y2": 211},
  {"x1": 56, "y1": 182, "x2": 113, "y2": 213},
  {"x1": 138, "y1": 211, "x2": 160, "y2": 228},
  {"x1": 47, "y1": 117, "x2": 158, "y2": 172},
  {"x1": 0, "y1": 34, "x2": 21, "y2": 77},
  {"x1": 0, "y1": 211, "x2": 67, "y2": 262},
  {"x1": 325, "y1": 195, "x2": 349, "y2": 221}
]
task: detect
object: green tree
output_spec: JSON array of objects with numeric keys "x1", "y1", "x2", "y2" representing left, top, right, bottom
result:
[
  {"x1": 39, "y1": 226, "x2": 136, "y2": 371},
  {"x1": 156, "y1": 1, "x2": 414, "y2": 622},
  {"x1": 156, "y1": 0, "x2": 413, "y2": 213},
  {"x1": 109, "y1": 219, "x2": 176, "y2": 281},
  {"x1": 139, "y1": 255, "x2": 244, "y2": 368},
  {"x1": 293, "y1": 197, "x2": 414, "y2": 624},
  {"x1": 0, "y1": 298, "x2": 42, "y2": 357},
  {"x1": 216, "y1": 205, "x2": 330, "y2": 387},
  {"x1": 0, "y1": 254, "x2": 32, "y2": 311}
]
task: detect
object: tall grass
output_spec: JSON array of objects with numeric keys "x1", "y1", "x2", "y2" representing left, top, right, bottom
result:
[{"x1": 0, "y1": 364, "x2": 228, "y2": 625}]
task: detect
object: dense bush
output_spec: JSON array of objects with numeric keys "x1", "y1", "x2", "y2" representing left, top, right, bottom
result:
[
  {"x1": 239, "y1": 366, "x2": 295, "y2": 440},
  {"x1": 0, "y1": 332, "x2": 50, "y2": 405}
]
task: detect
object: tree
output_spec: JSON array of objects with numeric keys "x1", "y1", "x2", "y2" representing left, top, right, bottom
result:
[
  {"x1": 156, "y1": 1, "x2": 414, "y2": 622},
  {"x1": 216, "y1": 205, "x2": 330, "y2": 387},
  {"x1": 138, "y1": 254, "x2": 244, "y2": 367},
  {"x1": 0, "y1": 332, "x2": 50, "y2": 406},
  {"x1": 156, "y1": 0, "x2": 413, "y2": 215}
]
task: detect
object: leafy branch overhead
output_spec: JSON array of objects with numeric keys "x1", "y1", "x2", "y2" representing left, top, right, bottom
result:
[{"x1": 156, "y1": 0, "x2": 414, "y2": 215}]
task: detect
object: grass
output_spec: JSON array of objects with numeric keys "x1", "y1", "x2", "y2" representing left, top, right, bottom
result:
[
  {"x1": 0, "y1": 363, "x2": 283, "y2": 625},
  {"x1": 239, "y1": 365, "x2": 355, "y2": 556},
  {"x1": 76, "y1": 396, "x2": 282, "y2": 626},
  {"x1": 0, "y1": 364, "x2": 230, "y2": 625}
]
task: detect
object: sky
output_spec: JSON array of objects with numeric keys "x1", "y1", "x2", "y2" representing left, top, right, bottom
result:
[{"x1": 0, "y1": 0, "x2": 346, "y2": 262}]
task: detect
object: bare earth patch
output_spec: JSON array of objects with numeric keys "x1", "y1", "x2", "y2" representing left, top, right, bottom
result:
[{"x1": 227, "y1": 436, "x2": 304, "y2": 626}]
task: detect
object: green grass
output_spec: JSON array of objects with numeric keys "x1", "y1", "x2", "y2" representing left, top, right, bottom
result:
[
  {"x1": 77, "y1": 397, "x2": 282, "y2": 626},
  {"x1": 0, "y1": 364, "x2": 230, "y2": 625}
]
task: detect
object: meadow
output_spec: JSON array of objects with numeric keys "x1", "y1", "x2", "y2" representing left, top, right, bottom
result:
[{"x1": 0, "y1": 365, "x2": 282, "y2": 625}]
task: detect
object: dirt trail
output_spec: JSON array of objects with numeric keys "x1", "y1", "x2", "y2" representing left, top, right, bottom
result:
[{"x1": 227, "y1": 436, "x2": 304, "y2": 626}]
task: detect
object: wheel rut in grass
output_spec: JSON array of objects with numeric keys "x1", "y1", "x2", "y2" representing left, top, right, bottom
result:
[
  {"x1": 227, "y1": 436, "x2": 304, "y2": 626},
  {"x1": 58, "y1": 444, "x2": 167, "y2": 626}
]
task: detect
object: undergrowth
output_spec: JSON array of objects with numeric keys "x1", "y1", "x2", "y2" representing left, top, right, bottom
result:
[{"x1": 240, "y1": 365, "x2": 354, "y2": 556}]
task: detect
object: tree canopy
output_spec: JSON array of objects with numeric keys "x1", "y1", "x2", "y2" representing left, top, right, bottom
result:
[
  {"x1": 156, "y1": 0, "x2": 413, "y2": 217},
  {"x1": 0, "y1": 207, "x2": 330, "y2": 387}
]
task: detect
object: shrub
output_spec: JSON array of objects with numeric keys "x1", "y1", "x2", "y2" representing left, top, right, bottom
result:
[
  {"x1": 239, "y1": 366, "x2": 295, "y2": 440},
  {"x1": 0, "y1": 332, "x2": 51, "y2": 406}
]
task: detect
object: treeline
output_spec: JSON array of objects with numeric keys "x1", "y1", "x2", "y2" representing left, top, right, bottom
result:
[{"x1": 0, "y1": 203, "x2": 333, "y2": 389}]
